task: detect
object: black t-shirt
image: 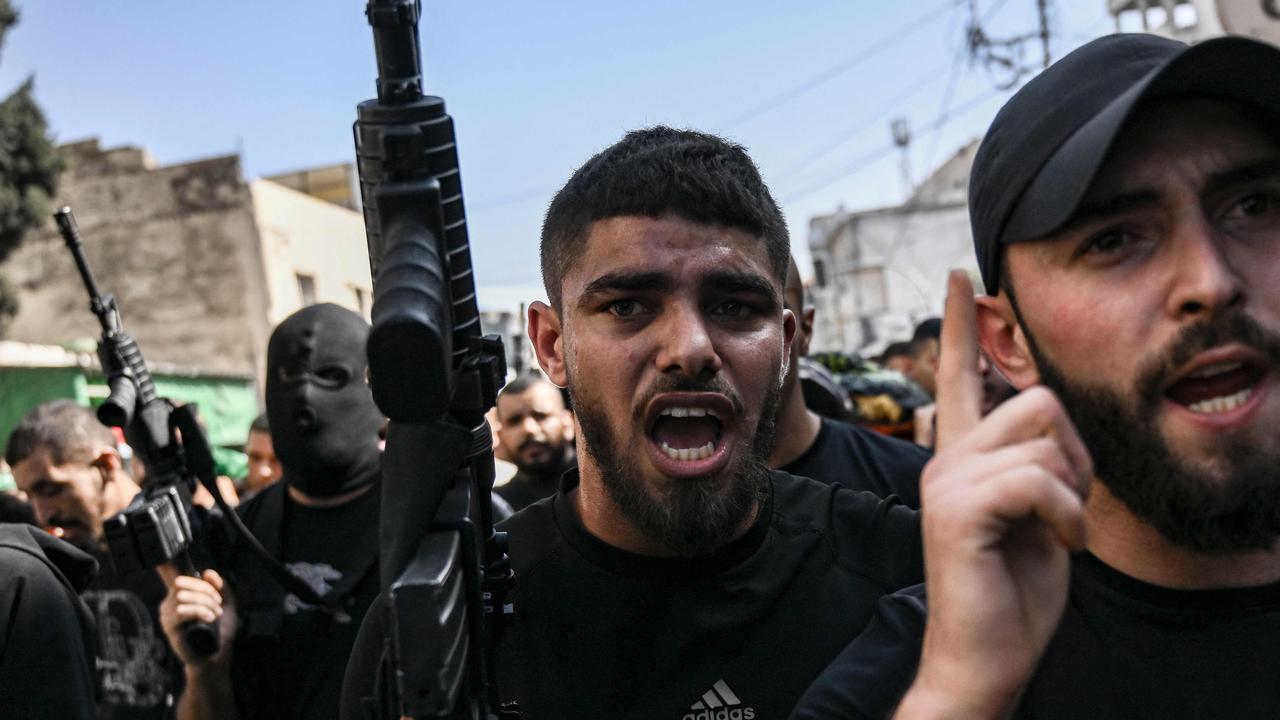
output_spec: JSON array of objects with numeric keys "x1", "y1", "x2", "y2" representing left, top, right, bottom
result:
[
  {"x1": 792, "y1": 552, "x2": 1280, "y2": 720},
  {"x1": 0, "y1": 524, "x2": 98, "y2": 720},
  {"x1": 780, "y1": 417, "x2": 929, "y2": 509},
  {"x1": 495, "y1": 451, "x2": 576, "y2": 513},
  {"x1": 221, "y1": 481, "x2": 381, "y2": 720},
  {"x1": 341, "y1": 469, "x2": 923, "y2": 720},
  {"x1": 85, "y1": 550, "x2": 183, "y2": 720}
]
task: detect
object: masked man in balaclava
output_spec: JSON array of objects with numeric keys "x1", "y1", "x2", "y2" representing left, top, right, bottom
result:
[{"x1": 157, "y1": 304, "x2": 385, "y2": 720}]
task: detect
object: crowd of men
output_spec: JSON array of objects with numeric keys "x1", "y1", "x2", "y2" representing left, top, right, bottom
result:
[{"x1": 1, "y1": 30, "x2": 1279, "y2": 720}]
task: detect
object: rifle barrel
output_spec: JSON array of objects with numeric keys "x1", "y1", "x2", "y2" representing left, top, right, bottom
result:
[{"x1": 53, "y1": 207, "x2": 106, "y2": 306}]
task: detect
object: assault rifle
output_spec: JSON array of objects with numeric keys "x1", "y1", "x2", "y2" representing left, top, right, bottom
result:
[
  {"x1": 55, "y1": 206, "x2": 221, "y2": 658},
  {"x1": 354, "y1": 1, "x2": 517, "y2": 719}
]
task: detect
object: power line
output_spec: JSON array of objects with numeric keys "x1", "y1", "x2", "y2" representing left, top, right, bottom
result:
[
  {"x1": 718, "y1": 0, "x2": 965, "y2": 130},
  {"x1": 773, "y1": 60, "x2": 953, "y2": 182},
  {"x1": 782, "y1": 85, "x2": 1002, "y2": 204}
]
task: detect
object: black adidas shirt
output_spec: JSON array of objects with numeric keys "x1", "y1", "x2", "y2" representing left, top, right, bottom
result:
[
  {"x1": 341, "y1": 469, "x2": 922, "y2": 720},
  {"x1": 780, "y1": 417, "x2": 929, "y2": 508},
  {"x1": 792, "y1": 552, "x2": 1280, "y2": 720}
]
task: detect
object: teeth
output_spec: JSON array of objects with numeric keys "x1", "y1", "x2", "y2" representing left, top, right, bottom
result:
[
  {"x1": 1187, "y1": 387, "x2": 1253, "y2": 414},
  {"x1": 659, "y1": 406, "x2": 718, "y2": 418},
  {"x1": 659, "y1": 441, "x2": 716, "y2": 461},
  {"x1": 1188, "y1": 361, "x2": 1243, "y2": 379}
]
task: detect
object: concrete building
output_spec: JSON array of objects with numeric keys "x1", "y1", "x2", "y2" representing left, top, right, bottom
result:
[
  {"x1": 1109, "y1": 0, "x2": 1225, "y2": 41},
  {"x1": 1, "y1": 139, "x2": 372, "y2": 386},
  {"x1": 807, "y1": 140, "x2": 980, "y2": 356}
]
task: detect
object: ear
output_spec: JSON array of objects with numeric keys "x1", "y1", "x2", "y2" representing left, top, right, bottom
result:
[
  {"x1": 798, "y1": 306, "x2": 815, "y2": 357},
  {"x1": 90, "y1": 447, "x2": 123, "y2": 487},
  {"x1": 975, "y1": 294, "x2": 1039, "y2": 389},
  {"x1": 780, "y1": 308, "x2": 798, "y2": 381},
  {"x1": 529, "y1": 301, "x2": 568, "y2": 387}
]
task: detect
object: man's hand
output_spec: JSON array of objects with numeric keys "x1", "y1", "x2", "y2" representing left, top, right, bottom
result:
[
  {"x1": 897, "y1": 271, "x2": 1093, "y2": 719},
  {"x1": 157, "y1": 565, "x2": 237, "y2": 667}
]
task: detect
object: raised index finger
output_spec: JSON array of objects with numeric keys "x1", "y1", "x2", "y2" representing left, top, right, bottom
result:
[{"x1": 934, "y1": 270, "x2": 984, "y2": 449}]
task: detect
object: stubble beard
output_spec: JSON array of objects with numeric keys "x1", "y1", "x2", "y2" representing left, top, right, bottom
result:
[
  {"x1": 1020, "y1": 307, "x2": 1280, "y2": 554},
  {"x1": 568, "y1": 370, "x2": 777, "y2": 557}
]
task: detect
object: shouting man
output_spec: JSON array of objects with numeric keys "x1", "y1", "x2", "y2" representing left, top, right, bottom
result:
[
  {"x1": 344, "y1": 127, "x2": 924, "y2": 720},
  {"x1": 795, "y1": 33, "x2": 1280, "y2": 720}
]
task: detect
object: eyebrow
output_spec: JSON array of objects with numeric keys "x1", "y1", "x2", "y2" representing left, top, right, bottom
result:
[
  {"x1": 704, "y1": 270, "x2": 779, "y2": 303},
  {"x1": 1061, "y1": 190, "x2": 1164, "y2": 232},
  {"x1": 1202, "y1": 158, "x2": 1280, "y2": 198},
  {"x1": 577, "y1": 271, "x2": 673, "y2": 308}
]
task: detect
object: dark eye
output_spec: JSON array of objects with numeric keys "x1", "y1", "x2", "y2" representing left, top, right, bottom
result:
[
  {"x1": 278, "y1": 366, "x2": 306, "y2": 383},
  {"x1": 1080, "y1": 228, "x2": 1134, "y2": 257},
  {"x1": 713, "y1": 301, "x2": 752, "y2": 318},
  {"x1": 608, "y1": 300, "x2": 641, "y2": 318},
  {"x1": 314, "y1": 366, "x2": 352, "y2": 387},
  {"x1": 1234, "y1": 192, "x2": 1278, "y2": 218}
]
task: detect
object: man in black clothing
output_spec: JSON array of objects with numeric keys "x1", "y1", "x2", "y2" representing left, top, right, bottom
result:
[
  {"x1": 770, "y1": 258, "x2": 929, "y2": 508},
  {"x1": 160, "y1": 304, "x2": 384, "y2": 720},
  {"x1": 7, "y1": 399, "x2": 180, "y2": 720},
  {"x1": 794, "y1": 34, "x2": 1280, "y2": 720},
  {"x1": 0, "y1": 522, "x2": 99, "y2": 720},
  {"x1": 342, "y1": 126, "x2": 923, "y2": 720},
  {"x1": 493, "y1": 373, "x2": 576, "y2": 512}
]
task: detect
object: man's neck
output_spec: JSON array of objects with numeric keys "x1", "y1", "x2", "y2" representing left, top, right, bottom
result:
[
  {"x1": 1086, "y1": 483, "x2": 1280, "y2": 589},
  {"x1": 572, "y1": 454, "x2": 760, "y2": 557},
  {"x1": 287, "y1": 482, "x2": 374, "y2": 508},
  {"x1": 767, "y1": 390, "x2": 823, "y2": 469}
]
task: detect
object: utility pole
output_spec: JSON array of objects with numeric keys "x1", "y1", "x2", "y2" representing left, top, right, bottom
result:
[
  {"x1": 891, "y1": 117, "x2": 913, "y2": 199},
  {"x1": 1036, "y1": 0, "x2": 1052, "y2": 69}
]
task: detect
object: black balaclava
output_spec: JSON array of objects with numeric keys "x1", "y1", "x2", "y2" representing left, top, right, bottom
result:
[{"x1": 265, "y1": 304, "x2": 383, "y2": 497}]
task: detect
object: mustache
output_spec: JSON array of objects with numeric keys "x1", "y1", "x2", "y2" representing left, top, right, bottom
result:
[
  {"x1": 631, "y1": 374, "x2": 744, "y2": 424},
  {"x1": 1135, "y1": 311, "x2": 1280, "y2": 407}
]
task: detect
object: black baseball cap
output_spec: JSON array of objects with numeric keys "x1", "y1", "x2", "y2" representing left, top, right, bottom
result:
[{"x1": 969, "y1": 33, "x2": 1280, "y2": 293}]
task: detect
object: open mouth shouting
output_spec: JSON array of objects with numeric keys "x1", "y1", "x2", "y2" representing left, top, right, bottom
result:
[
  {"x1": 644, "y1": 392, "x2": 736, "y2": 479},
  {"x1": 1162, "y1": 346, "x2": 1270, "y2": 426}
]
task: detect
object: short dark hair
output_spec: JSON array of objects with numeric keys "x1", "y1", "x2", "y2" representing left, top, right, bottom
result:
[
  {"x1": 5, "y1": 400, "x2": 116, "y2": 467},
  {"x1": 540, "y1": 126, "x2": 789, "y2": 309},
  {"x1": 880, "y1": 341, "x2": 914, "y2": 363},
  {"x1": 249, "y1": 412, "x2": 270, "y2": 435},
  {"x1": 499, "y1": 372, "x2": 549, "y2": 399},
  {"x1": 910, "y1": 318, "x2": 942, "y2": 357}
]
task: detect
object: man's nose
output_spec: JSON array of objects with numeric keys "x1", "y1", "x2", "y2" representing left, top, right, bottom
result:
[
  {"x1": 1167, "y1": 216, "x2": 1245, "y2": 320},
  {"x1": 654, "y1": 304, "x2": 722, "y2": 378}
]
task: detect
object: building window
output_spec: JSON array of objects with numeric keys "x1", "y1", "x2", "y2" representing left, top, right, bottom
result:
[
  {"x1": 296, "y1": 273, "x2": 317, "y2": 305},
  {"x1": 813, "y1": 258, "x2": 828, "y2": 289},
  {"x1": 352, "y1": 286, "x2": 367, "y2": 315}
]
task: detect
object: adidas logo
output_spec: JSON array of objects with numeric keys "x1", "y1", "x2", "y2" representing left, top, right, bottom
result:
[{"x1": 682, "y1": 680, "x2": 756, "y2": 720}]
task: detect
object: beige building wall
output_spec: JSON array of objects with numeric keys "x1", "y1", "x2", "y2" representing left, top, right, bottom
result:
[
  {"x1": 4, "y1": 141, "x2": 273, "y2": 377},
  {"x1": 249, "y1": 179, "x2": 373, "y2": 331},
  {"x1": 2, "y1": 140, "x2": 374, "y2": 390}
]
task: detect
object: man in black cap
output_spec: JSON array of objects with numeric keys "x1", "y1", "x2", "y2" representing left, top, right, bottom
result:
[
  {"x1": 159, "y1": 304, "x2": 385, "y2": 720},
  {"x1": 793, "y1": 33, "x2": 1280, "y2": 719}
]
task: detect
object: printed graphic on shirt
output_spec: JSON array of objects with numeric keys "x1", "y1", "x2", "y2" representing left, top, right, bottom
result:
[
  {"x1": 283, "y1": 561, "x2": 353, "y2": 623},
  {"x1": 83, "y1": 588, "x2": 171, "y2": 709},
  {"x1": 683, "y1": 680, "x2": 756, "y2": 720}
]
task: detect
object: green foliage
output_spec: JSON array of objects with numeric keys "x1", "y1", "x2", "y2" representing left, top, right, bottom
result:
[
  {"x1": 0, "y1": 78, "x2": 63, "y2": 263},
  {"x1": 0, "y1": 1, "x2": 65, "y2": 334}
]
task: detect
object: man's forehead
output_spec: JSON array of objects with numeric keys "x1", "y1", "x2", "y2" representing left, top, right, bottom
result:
[
  {"x1": 500, "y1": 383, "x2": 562, "y2": 413},
  {"x1": 1085, "y1": 98, "x2": 1280, "y2": 202},
  {"x1": 565, "y1": 215, "x2": 777, "y2": 298}
]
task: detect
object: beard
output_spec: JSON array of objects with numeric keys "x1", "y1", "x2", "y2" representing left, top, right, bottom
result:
[
  {"x1": 1021, "y1": 308, "x2": 1280, "y2": 553},
  {"x1": 568, "y1": 371, "x2": 778, "y2": 557}
]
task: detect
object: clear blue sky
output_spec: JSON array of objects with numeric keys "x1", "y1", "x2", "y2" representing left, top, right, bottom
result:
[{"x1": 0, "y1": 1, "x2": 1113, "y2": 310}]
